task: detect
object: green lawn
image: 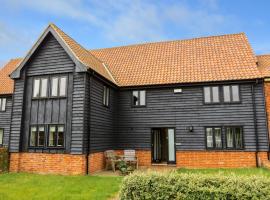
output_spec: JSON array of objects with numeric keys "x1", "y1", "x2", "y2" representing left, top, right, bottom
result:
[
  {"x1": 0, "y1": 173, "x2": 123, "y2": 200},
  {"x1": 178, "y1": 168, "x2": 270, "y2": 177},
  {"x1": 0, "y1": 169, "x2": 269, "y2": 200}
]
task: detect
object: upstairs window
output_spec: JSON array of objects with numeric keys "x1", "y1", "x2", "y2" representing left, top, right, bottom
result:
[
  {"x1": 223, "y1": 85, "x2": 240, "y2": 103},
  {"x1": 206, "y1": 127, "x2": 222, "y2": 149},
  {"x1": 0, "y1": 129, "x2": 3, "y2": 145},
  {"x1": 103, "y1": 86, "x2": 110, "y2": 107},
  {"x1": 0, "y1": 98, "x2": 6, "y2": 111},
  {"x1": 51, "y1": 76, "x2": 67, "y2": 97},
  {"x1": 33, "y1": 78, "x2": 48, "y2": 98},
  {"x1": 29, "y1": 125, "x2": 45, "y2": 147},
  {"x1": 132, "y1": 90, "x2": 146, "y2": 106},
  {"x1": 49, "y1": 125, "x2": 64, "y2": 147},
  {"x1": 226, "y1": 127, "x2": 243, "y2": 149},
  {"x1": 204, "y1": 86, "x2": 220, "y2": 103}
]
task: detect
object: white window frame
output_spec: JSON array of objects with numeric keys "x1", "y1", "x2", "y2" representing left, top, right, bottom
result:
[{"x1": 0, "y1": 98, "x2": 7, "y2": 111}]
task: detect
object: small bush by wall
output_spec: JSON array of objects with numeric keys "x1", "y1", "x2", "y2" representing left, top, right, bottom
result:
[
  {"x1": 120, "y1": 171, "x2": 270, "y2": 200},
  {"x1": 0, "y1": 148, "x2": 9, "y2": 173}
]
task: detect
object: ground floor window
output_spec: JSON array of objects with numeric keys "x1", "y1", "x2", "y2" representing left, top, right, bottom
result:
[
  {"x1": 0, "y1": 129, "x2": 3, "y2": 145},
  {"x1": 30, "y1": 126, "x2": 45, "y2": 147},
  {"x1": 205, "y1": 126, "x2": 244, "y2": 150},
  {"x1": 49, "y1": 125, "x2": 64, "y2": 147},
  {"x1": 29, "y1": 124, "x2": 64, "y2": 148},
  {"x1": 226, "y1": 127, "x2": 243, "y2": 149},
  {"x1": 206, "y1": 127, "x2": 222, "y2": 149}
]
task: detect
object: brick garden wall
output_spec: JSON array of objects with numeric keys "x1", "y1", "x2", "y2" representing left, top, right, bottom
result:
[
  {"x1": 9, "y1": 151, "x2": 269, "y2": 175},
  {"x1": 176, "y1": 151, "x2": 268, "y2": 168},
  {"x1": 9, "y1": 153, "x2": 87, "y2": 175}
]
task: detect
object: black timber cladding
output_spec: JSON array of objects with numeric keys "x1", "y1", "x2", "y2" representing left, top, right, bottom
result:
[
  {"x1": 116, "y1": 83, "x2": 269, "y2": 152},
  {"x1": 0, "y1": 95, "x2": 12, "y2": 147}
]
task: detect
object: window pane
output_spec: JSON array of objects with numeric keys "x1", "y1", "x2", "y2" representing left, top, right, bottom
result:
[
  {"x1": 232, "y1": 85, "x2": 240, "y2": 102},
  {"x1": 0, "y1": 129, "x2": 3, "y2": 145},
  {"x1": 59, "y1": 77, "x2": 67, "y2": 96},
  {"x1": 49, "y1": 126, "x2": 56, "y2": 146},
  {"x1": 51, "y1": 77, "x2": 58, "y2": 97},
  {"x1": 103, "y1": 86, "x2": 107, "y2": 105},
  {"x1": 226, "y1": 128, "x2": 234, "y2": 148},
  {"x1": 40, "y1": 78, "x2": 48, "y2": 97},
  {"x1": 204, "y1": 87, "x2": 211, "y2": 103},
  {"x1": 30, "y1": 126, "x2": 37, "y2": 146},
  {"x1": 57, "y1": 126, "x2": 64, "y2": 147},
  {"x1": 206, "y1": 128, "x2": 213, "y2": 148},
  {"x1": 212, "y1": 87, "x2": 219, "y2": 102},
  {"x1": 215, "y1": 128, "x2": 222, "y2": 148},
  {"x1": 106, "y1": 87, "x2": 110, "y2": 106},
  {"x1": 235, "y1": 128, "x2": 243, "y2": 149},
  {"x1": 140, "y1": 90, "x2": 146, "y2": 106},
  {"x1": 38, "y1": 126, "x2": 45, "y2": 146},
  {"x1": 223, "y1": 86, "x2": 231, "y2": 102},
  {"x1": 33, "y1": 79, "x2": 40, "y2": 97},
  {"x1": 133, "y1": 91, "x2": 139, "y2": 106},
  {"x1": 1, "y1": 98, "x2": 6, "y2": 111}
]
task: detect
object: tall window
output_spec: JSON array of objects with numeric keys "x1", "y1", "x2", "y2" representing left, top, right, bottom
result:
[
  {"x1": 0, "y1": 98, "x2": 6, "y2": 111},
  {"x1": 29, "y1": 126, "x2": 45, "y2": 147},
  {"x1": 103, "y1": 86, "x2": 110, "y2": 107},
  {"x1": 51, "y1": 76, "x2": 67, "y2": 97},
  {"x1": 132, "y1": 90, "x2": 146, "y2": 106},
  {"x1": 206, "y1": 127, "x2": 222, "y2": 149},
  {"x1": 223, "y1": 85, "x2": 240, "y2": 103},
  {"x1": 226, "y1": 127, "x2": 243, "y2": 149},
  {"x1": 0, "y1": 129, "x2": 3, "y2": 145},
  {"x1": 49, "y1": 125, "x2": 64, "y2": 147},
  {"x1": 33, "y1": 78, "x2": 48, "y2": 98},
  {"x1": 204, "y1": 86, "x2": 220, "y2": 103}
]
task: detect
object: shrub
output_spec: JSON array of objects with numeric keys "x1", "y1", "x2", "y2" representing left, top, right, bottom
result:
[
  {"x1": 0, "y1": 148, "x2": 9, "y2": 173},
  {"x1": 119, "y1": 171, "x2": 270, "y2": 200}
]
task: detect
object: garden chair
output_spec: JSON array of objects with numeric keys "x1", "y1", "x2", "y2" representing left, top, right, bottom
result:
[
  {"x1": 104, "y1": 150, "x2": 120, "y2": 172},
  {"x1": 123, "y1": 149, "x2": 138, "y2": 169}
]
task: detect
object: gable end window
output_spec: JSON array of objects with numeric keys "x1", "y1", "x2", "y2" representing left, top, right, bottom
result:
[
  {"x1": 226, "y1": 127, "x2": 243, "y2": 149},
  {"x1": 132, "y1": 90, "x2": 146, "y2": 106},
  {"x1": 223, "y1": 85, "x2": 240, "y2": 103},
  {"x1": 29, "y1": 125, "x2": 45, "y2": 147},
  {"x1": 0, "y1": 129, "x2": 3, "y2": 145},
  {"x1": 0, "y1": 98, "x2": 6, "y2": 111},
  {"x1": 203, "y1": 86, "x2": 220, "y2": 103},
  {"x1": 103, "y1": 86, "x2": 110, "y2": 107},
  {"x1": 51, "y1": 76, "x2": 67, "y2": 97},
  {"x1": 33, "y1": 78, "x2": 48, "y2": 98},
  {"x1": 48, "y1": 125, "x2": 64, "y2": 147},
  {"x1": 206, "y1": 127, "x2": 222, "y2": 149}
]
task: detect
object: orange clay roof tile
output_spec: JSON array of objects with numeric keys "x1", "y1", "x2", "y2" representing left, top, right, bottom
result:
[
  {"x1": 257, "y1": 54, "x2": 270, "y2": 77},
  {"x1": 50, "y1": 24, "x2": 116, "y2": 84},
  {"x1": 90, "y1": 33, "x2": 261, "y2": 87},
  {"x1": 0, "y1": 58, "x2": 22, "y2": 95}
]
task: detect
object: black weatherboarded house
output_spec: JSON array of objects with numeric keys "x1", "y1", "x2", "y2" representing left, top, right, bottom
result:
[{"x1": 0, "y1": 24, "x2": 268, "y2": 175}]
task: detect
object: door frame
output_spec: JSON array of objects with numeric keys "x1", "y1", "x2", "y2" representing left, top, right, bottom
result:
[{"x1": 151, "y1": 127, "x2": 176, "y2": 164}]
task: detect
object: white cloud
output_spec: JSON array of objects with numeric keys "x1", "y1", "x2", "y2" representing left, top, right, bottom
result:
[{"x1": 1, "y1": 0, "x2": 236, "y2": 44}]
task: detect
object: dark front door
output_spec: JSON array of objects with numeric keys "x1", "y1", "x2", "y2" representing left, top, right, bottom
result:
[{"x1": 151, "y1": 128, "x2": 176, "y2": 164}]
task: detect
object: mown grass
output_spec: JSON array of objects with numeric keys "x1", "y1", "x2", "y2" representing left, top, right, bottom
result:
[
  {"x1": 0, "y1": 173, "x2": 123, "y2": 200},
  {"x1": 177, "y1": 168, "x2": 270, "y2": 177}
]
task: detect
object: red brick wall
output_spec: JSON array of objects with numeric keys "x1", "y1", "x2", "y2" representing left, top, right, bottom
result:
[
  {"x1": 88, "y1": 152, "x2": 105, "y2": 174},
  {"x1": 176, "y1": 151, "x2": 268, "y2": 168},
  {"x1": 9, "y1": 153, "x2": 87, "y2": 175},
  {"x1": 9, "y1": 151, "x2": 269, "y2": 175}
]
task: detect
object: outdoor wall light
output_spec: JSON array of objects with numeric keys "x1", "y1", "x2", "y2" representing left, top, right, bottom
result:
[{"x1": 188, "y1": 126, "x2": 194, "y2": 132}]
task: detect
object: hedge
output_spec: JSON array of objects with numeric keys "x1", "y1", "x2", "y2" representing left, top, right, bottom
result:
[
  {"x1": 120, "y1": 171, "x2": 270, "y2": 200},
  {"x1": 0, "y1": 148, "x2": 9, "y2": 173}
]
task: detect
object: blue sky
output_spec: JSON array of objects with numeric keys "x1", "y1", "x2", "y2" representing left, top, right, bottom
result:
[{"x1": 1, "y1": 0, "x2": 270, "y2": 67}]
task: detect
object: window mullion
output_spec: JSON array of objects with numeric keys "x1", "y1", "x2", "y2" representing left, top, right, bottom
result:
[{"x1": 213, "y1": 128, "x2": 216, "y2": 148}]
